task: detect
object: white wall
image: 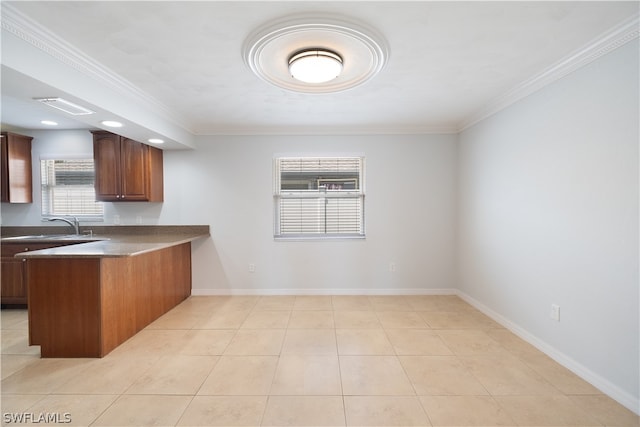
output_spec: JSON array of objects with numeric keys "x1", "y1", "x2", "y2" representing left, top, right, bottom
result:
[
  {"x1": 163, "y1": 134, "x2": 458, "y2": 294},
  {"x1": 457, "y1": 40, "x2": 639, "y2": 409},
  {"x1": 1, "y1": 132, "x2": 459, "y2": 294}
]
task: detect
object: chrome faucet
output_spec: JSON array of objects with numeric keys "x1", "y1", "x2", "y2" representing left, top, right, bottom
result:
[{"x1": 47, "y1": 216, "x2": 80, "y2": 235}]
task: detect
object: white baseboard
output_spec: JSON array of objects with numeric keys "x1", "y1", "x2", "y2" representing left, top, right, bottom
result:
[
  {"x1": 456, "y1": 290, "x2": 640, "y2": 415},
  {"x1": 191, "y1": 288, "x2": 457, "y2": 296}
]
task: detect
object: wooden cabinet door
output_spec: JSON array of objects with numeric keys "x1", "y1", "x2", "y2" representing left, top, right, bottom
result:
[
  {"x1": 1, "y1": 135, "x2": 8, "y2": 202},
  {"x1": 93, "y1": 132, "x2": 122, "y2": 201},
  {"x1": 1, "y1": 132, "x2": 33, "y2": 203},
  {"x1": 119, "y1": 138, "x2": 149, "y2": 201},
  {"x1": 1, "y1": 258, "x2": 26, "y2": 304}
]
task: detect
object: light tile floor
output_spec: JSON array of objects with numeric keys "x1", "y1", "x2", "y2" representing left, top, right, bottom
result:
[{"x1": 1, "y1": 295, "x2": 638, "y2": 426}]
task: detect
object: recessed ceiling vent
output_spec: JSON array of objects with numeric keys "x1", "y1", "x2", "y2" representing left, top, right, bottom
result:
[{"x1": 34, "y1": 97, "x2": 95, "y2": 115}]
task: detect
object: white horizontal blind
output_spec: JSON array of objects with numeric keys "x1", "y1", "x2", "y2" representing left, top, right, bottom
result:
[
  {"x1": 279, "y1": 157, "x2": 361, "y2": 175},
  {"x1": 275, "y1": 157, "x2": 364, "y2": 238},
  {"x1": 41, "y1": 159, "x2": 103, "y2": 218}
]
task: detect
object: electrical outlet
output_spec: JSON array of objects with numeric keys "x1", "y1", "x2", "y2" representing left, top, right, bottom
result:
[
  {"x1": 248, "y1": 263, "x2": 256, "y2": 273},
  {"x1": 550, "y1": 304, "x2": 560, "y2": 321},
  {"x1": 389, "y1": 262, "x2": 396, "y2": 272}
]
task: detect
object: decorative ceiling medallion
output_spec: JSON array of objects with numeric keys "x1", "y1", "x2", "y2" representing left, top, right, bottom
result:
[{"x1": 242, "y1": 14, "x2": 389, "y2": 94}]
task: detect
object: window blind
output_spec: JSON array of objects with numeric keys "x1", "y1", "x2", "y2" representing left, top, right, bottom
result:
[
  {"x1": 41, "y1": 159, "x2": 103, "y2": 218},
  {"x1": 274, "y1": 157, "x2": 364, "y2": 238}
]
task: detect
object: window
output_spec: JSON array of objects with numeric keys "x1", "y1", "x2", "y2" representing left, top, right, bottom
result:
[
  {"x1": 40, "y1": 159, "x2": 103, "y2": 219},
  {"x1": 274, "y1": 156, "x2": 365, "y2": 238}
]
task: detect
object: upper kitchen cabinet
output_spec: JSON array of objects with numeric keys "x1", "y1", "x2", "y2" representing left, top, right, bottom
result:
[
  {"x1": 92, "y1": 131, "x2": 163, "y2": 202},
  {"x1": 1, "y1": 132, "x2": 33, "y2": 203}
]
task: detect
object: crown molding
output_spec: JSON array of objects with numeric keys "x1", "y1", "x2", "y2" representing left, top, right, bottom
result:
[
  {"x1": 0, "y1": 4, "x2": 194, "y2": 133},
  {"x1": 459, "y1": 13, "x2": 640, "y2": 132},
  {"x1": 193, "y1": 124, "x2": 459, "y2": 136}
]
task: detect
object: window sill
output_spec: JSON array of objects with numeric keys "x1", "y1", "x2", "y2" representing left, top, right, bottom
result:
[{"x1": 274, "y1": 234, "x2": 365, "y2": 241}]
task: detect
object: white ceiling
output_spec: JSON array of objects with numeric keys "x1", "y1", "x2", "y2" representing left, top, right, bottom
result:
[{"x1": 1, "y1": 1, "x2": 638, "y2": 146}]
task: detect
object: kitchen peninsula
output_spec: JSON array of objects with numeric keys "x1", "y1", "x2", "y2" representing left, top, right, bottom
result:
[{"x1": 4, "y1": 225, "x2": 209, "y2": 358}]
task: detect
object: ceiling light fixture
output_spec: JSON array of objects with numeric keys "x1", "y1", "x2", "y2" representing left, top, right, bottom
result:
[
  {"x1": 40, "y1": 120, "x2": 58, "y2": 126},
  {"x1": 243, "y1": 14, "x2": 389, "y2": 94},
  {"x1": 148, "y1": 138, "x2": 164, "y2": 144},
  {"x1": 101, "y1": 120, "x2": 123, "y2": 128},
  {"x1": 288, "y1": 49, "x2": 343, "y2": 84},
  {"x1": 35, "y1": 97, "x2": 95, "y2": 115}
]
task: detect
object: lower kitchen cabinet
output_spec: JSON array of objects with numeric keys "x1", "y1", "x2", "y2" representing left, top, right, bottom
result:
[
  {"x1": 1, "y1": 242, "x2": 77, "y2": 306},
  {"x1": 1, "y1": 258, "x2": 26, "y2": 305},
  {"x1": 26, "y1": 242, "x2": 192, "y2": 357}
]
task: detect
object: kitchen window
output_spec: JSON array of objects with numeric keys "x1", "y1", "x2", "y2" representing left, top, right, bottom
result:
[
  {"x1": 41, "y1": 159, "x2": 103, "y2": 219},
  {"x1": 274, "y1": 156, "x2": 365, "y2": 239}
]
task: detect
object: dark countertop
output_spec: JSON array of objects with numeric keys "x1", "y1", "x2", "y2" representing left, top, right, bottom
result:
[{"x1": 1, "y1": 225, "x2": 210, "y2": 258}]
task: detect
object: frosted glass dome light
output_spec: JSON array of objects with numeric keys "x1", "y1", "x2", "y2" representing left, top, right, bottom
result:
[{"x1": 288, "y1": 49, "x2": 343, "y2": 84}]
